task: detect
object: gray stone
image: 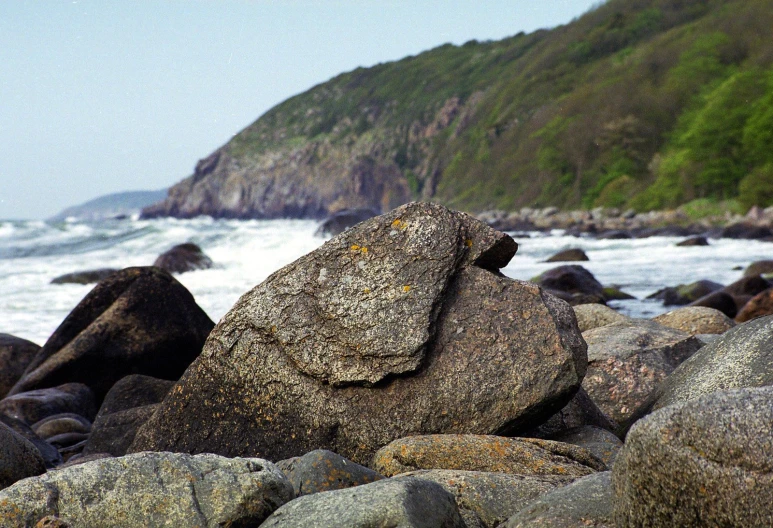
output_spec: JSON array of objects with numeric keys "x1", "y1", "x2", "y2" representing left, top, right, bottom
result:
[
  {"x1": 0, "y1": 334, "x2": 40, "y2": 398},
  {"x1": 581, "y1": 320, "x2": 702, "y2": 424},
  {"x1": 613, "y1": 387, "x2": 773, "y2": 527},
  {"x1": 0, "y1": 420, "x2": 46, "y2": 490},
  {"x1": 503, "y1": 472, "x2": 613, "y2": 528},
  {"x1": 652, "y1": 306, "x2": 735, "y2": 335},
  {"x1": 403, "y1": 469, "x2": 577, "y2": 528},
  {"x1": 275, "y1": 449, "x2": 383, "y2": 497},
  {"x1": 0, "y1": 383, "x2": 96, "y2": 425},
  {"x1": 371, "y1": 434, "x2": 605, "y2": 478},
  {"x1": 572, "y1": 304, "x2": 629, "y2": 333},
  {"x1": 551, "y1": 426, "x2": 622, "y2": 468},
  {"x1": 260, "y1": 476, "x2": 466, "y2": 528},
  {"x1": 130, "y1": 203, "x2": 587, "y2": 465},
  {"x1": 0, "y1": 452, "x2": 293, "y2": 527}
]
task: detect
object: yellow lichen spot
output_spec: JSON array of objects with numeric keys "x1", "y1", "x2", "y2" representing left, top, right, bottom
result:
[
  {"x1": 363, "y1": 288, "x2": 371, "y2": 294},
  {"x1": 391, "y1": 219, "x2": 408, "y2": 230},
  {"x1": 270, "y1": 325, "x2": 277, "y2": 333},
  {"x1": 403, "y1": 285, "x2": 411, "y2": 292},
  {"x1": 360, "y1": 246, "x2": 368, "y2": 254},
  {"x1": 350, "y1": 244, "x2": 361, "y2": 251},
  {"x1": 465, "y1": 239, "x2": 473, "y2": 247}
]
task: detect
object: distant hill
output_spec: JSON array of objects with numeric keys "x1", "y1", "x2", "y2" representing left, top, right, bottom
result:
[
  {"x1": 144, "y1": 0, "x2": 773, "y2": 220},
  {"x1": 49, "y1": 190, "x2": 168, "y2": 222}
]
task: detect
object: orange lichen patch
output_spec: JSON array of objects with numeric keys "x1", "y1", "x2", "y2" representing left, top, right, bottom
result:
[
  {"x1": 360, "y1": 247, "x2": 368, "y2": 254},
  {"x1": 350, "y1": 244, "x2": 361, "y2": 251},
  {"x1": 465, "y1": 239, "x2": 473, "y2": 247},
  {"x1": 403, "y1": 285, "x2": 411, "y2": 292},
  {"x1": 391, "y1": 219, "x2": 408, "y2": 230}
]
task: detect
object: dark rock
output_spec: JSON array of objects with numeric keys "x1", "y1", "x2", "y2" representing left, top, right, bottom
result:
[
  {"x1": 57, "y1": 452, "x2": 112, "y2": 469},
  {"x1": 275, "y1": 449, "x2": 383, "y2": 497},
  {"x1": 647, "y1": 279, "x2": 723, "y2": 306},
  {"x1": 532, "y1": 265, "x2": 604, "y2": 299},
  {"x1": 34, "y1": 516, "x2": 72, "y2": 528},
  {"x1": 613, "y1": 387, "x2": 773, "y2": 527},
  {"x1": 522, "y1": 387, "x2": 616, "y2": 439},
  {"x1": 675, "y1": 236, "x2": 709, "y2": 247},
  {"x1": 652, "y1": 306, "x2": 735, "y2": 335},
  {"x1": 46, "y1": 432, "x2": 89, "y2": 449},
  {"x1": 260, "y1": 477, "x2": 466, "y2": 528},
  {"x1": 50, "y1": 269, "x2": 118, "y2": 285},
  {"x1": 581, "y1": 320, "x2": 702, "y2": 424},
  {"x1": 58, "y1": 439, "x2": 88, "y2": 463},
  {"x1": 601, "y1": 286, "x2": 635, "y2": 300},
  {"x1": 152, "y1": 243, "x2": 213, "y2": 274},
  {"x1": 744, "y1": 260, "x2": 773, "y2": 277},
  {"x1": 719, "y1": 222, "x2": 773, "y2": 239},
  {"x1": 688, "y1": 290, "x2": 738, "y2": 318},
  {"x1": 503, "y1": 472, "x2": 613, "y2": 528},
  {"x1": 8, "y1": 267, "x2": 214, "y2": 403},
  {"x1": 722, "y1": 274, "x2": 771, "y2": 297},
  {"x1": 0, "y1": 420, "x2": 45, "y2": 490},
  {"x1": 84, "y1": 404, "x2": 163, "y2": 457},
  {"x1": 597, "y1": 230, "x2": 632, "y2": 239},
  {"x1": 551, "y1": 426, "x2": 623, "y2": 468},
  {"x1": 371, "y1": 434, "x2": 606, "y2": 477},
  {"x1": 94, "y1": 375, "x2": 174, "y2": 416},
  {"x1": 0, "y1": 452, "x2": 293, "y2": 527},
  {"x1": 736, "y1": 288, "x2": 773, "y2": 322},
  {"x1": 0, "y1": 334, "x2": 40, "y2": 398},
  {"x1": 32, "y1": 413, "x2": 91, "y2": 440},
  {"x1": 403, "y1": 469, "x2": 577, "y2": 528},
  {"x1": 544, "y1": 248, "x2": 589, "y2": 262},
  {"x1": 314, "y1": 208, "x2": 379, "y2": 237},
  {"x1": 130, "y1": 203, "x2": 586, "y2": 464},
  {"x1": 0, "y1": 414, "x2": 62, "y2": 468},
  {"x1": 0, "y1": 383, "x2": 96, "y2": 425},
  {"x1": 572, "y1": 304, "x2": 629, "y2": 333}
]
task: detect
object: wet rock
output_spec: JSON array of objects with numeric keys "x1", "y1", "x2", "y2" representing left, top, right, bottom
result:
[
  {"x1": 601, "y1": 286, "x2": 635, "y2": 300},
  {"x1": 503, "y1": 471, "x2": 613, "y2": 528},
  {"x1": 0, "y1": 384, "x2": 96, "y2": 425},
  {"x1": 0, "y1": 420, "x2": 46, "y2": 490},
  {"x1": 404, "y1": 469, "x2": 577, "y2": 528},
  {"x1": 260, "y1": 477, "x2": 465, "y2": 528},
  {"x1": 532, "y1": 265, "x2": 605, "y2": 305},
  {"x1": 275, "y1": 449, "x2": 383, "y2": 497},
  {"x1": 0, "y1": 414, "x2": 61, "y2": 468},
  {"x1": 0, "y1": 334, "x2": 40, "y2": 398},
  {"x1": 597, "y1": 230, "x2": 632, "y2": 239},
  {"x1": 152, "y1": 243, "x2": 213, "y2": 274},
  {"x1": 32, "y1": 414, "x2": 91, "y2": 440},
  {"x1": 652, "y1": 306, "x2": 735, "y2": 335},
  {"x1": 314, "y1": 208, "x2": 379, "y2": 237},
  {"x1": 736, "y1": 288, "x2": 773, "y2": 322},
  {"x1": 371, "y1": 434, "x2": 605, "y2": 478},
  {"x1": 544, "y1": 248, "x2": 589, "y2": 262},
  {"x1": 613, "y1": 387, "x2": 773, "y2": 527},
  {"x1": 0, "y1": 452, "x2": 292, "y2": 527},
  {"x1": 9, "y1": 267, "x2": 214, "y2": 403},
  {"x1": 647, "y1": 279, "x2": 723, "y2": 306},
  {"x1": 572, "y1": 304, "x2": 629, "y2": 333},
  {"x1": 688, "y1": 290, "x2": 738, "y2": 318},
  {"x1": 744, "y1": 260, "x2": 773, "y2": 277},
  {"x1": 50, "y1": 269, "x2": 118, "y2": 285},
  {"x1": 675, "y1": 236, "x2": 709, "y2": 247},
  {"x1": 522, "y1": 387, "x2": 616, "y2": 439},
  {"x1": 130, "y1": 203, "x2": 587, "y2": 464},
  {"x1": 552, "y1": 426, "x2": 622, "y2": 468},
  {"x1": 581, "y1": 320, "x2": 702, "y2": 424}
]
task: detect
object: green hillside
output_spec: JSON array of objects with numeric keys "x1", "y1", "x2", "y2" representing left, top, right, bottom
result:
[{"x1": 147, "y1": 0, "x2": 773, "y2": 219}]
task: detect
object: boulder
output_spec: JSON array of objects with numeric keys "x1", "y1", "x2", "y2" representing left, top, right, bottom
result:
[
  {"x1": 152, "y1": 243, "x2": 213, "y2": 274},
  {"x1": 93, "y1": 375, "x2": 174, "y2": 416},
  {"x1": 572, "y1": 304, "x2": 629, "y2": 333},
  {"x1": 314, "y1": 208, "x2": 379, "y2": 237},
  {"x1": 503, "y1": 472, "x2": 613, "y2": 528},
  {"x1": 0, "y1": 414, "x2": 61, "y2": 468},
  {"x1": 0, "y1": 334, "x2": 40, "y2": 398},
  {"x1": 0, "y1": 452, "x2": 293, "y2": 527},
  {"x1": 371, "y1": 434, "x2": 605, "y2": 478},
  {"x1": 744, "y1": 260, "x2": 773, "y2": 278},
  {"x1": 84, "y1": 405, "x2": 158, "y2": 457},
  {"x1": 275, "y1": 449, "x2": 384, "y2": 497},
  {"x1": 719, "y1": 223, "x2": 773, "y2": 239},
  {"x1": 581, "y1": 320, "x2": 702, "y2": 424},
  {"x1": 50, "y1": 269, "x2": 118, "y2": 285},
  {"x1": 647, "y1": 279, "x2": 723, "y2": 306},
  {"x1": 613, "y1": 387, "x2": 773, "y2": 527},
  {"x1": 652, "y1": 306, "x2": 735, "y2": 335},
  {"x1": 260, "y1": 477, "x2": 466, "y2": 528},
  {"x1": 8, "y1": 267, "x2": 214, "y2": 402},
  {"x1": 32, "y1": 414, "x2": 91, "y2": 440},
  {"x1": 675, "y1": 236, "x2": 709, "y2": 247},
  {"x1": 735, "y1": 288, "x2": 773, "y2": 323},
  {"x1": 687, "y1": 290, "x2": 738, "y2": 318},
  {"x1": 544, "y1": 248, "x2": 589, "y2": 262},
  {"x1": 551, "y1": 426, "x2": 622, "y2": 468},
  {"x1": 521, "y1": 387, "x2": 616, "y2": 439},
  {"x1": 130, "y1": 203, "x2": 587, "y2": 464},
  {"x1": 532, "y1": 265, "x2": 605, "y2": 305},
  {"x1": 722, "y1": 274, "x2": 771, "y2": 298},
  {"x1": 0, "y1": 383, "x2": 96, "y2": 425},
  {"x1": 0, "y1": 420, "x2": 46, "y2": 490},
  {"x1": 403, "y1": 470, "x2": 577, "y2": 528}
]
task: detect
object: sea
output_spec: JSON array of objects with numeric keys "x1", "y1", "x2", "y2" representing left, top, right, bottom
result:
[{"x1": 1, "y1": 215, "x2": 770, "y2": 345}]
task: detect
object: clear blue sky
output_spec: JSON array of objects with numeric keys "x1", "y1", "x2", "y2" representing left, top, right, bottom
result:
[{"x1": 0, "y1": 0, "x2": 601, "y2": 219}]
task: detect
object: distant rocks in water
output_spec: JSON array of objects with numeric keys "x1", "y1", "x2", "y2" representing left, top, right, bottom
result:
[
  {"x1": 50, "y1": 269, "x2": 118, "y2": 285},
  {"x1": 314, "y1": 208, "x2": 379, "y2": 237},
  {"x1": 652, "y1": 306, "x2": 736, "y2": 335},
  {"x1": 647, "y1": 279, "x2": 723, "y2": 306},
  {"x1": 719, "y1": 222, "x2": 773, "y2": 240},
  {"x1": 130, "y1": 202, "x2": 588, "y2": 464},
  {"x1": 0, "y1": 334, "x2": 40, "y2": 398},
  {"x1": 532, "y1": 265, "x2": 607, "y2": 305},
  {"x1": 744, "y1": 259, "x2": 773, "y2": 277},
  {"x1": 676, "y1": 235, "x2": 709, "y2": 246},
  {"x1": 688, "y1": 290, "x2": 738, "y2": 318},
  {"x1": 152, "y1": 243, "x2": 213, "y2": 274},
  {"x1": 544, "y1": 248, "x2": 588, "y2": 262},
  {"x1": 735, "y1": 287, "x2": 773, "y2": 322}
]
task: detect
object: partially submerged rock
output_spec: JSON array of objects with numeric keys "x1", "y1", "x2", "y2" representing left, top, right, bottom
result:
[
  {"x1": 532, "y1": 265, "x2": 605, "y2": 305},
  {"x1": 152, "y1": 243, "x2": 213, "y2": 274},
  {"x1": 544, "y1": 248, "x2": 589, "y2": 262},
  {"x1": 647, "y1": 279, "x2": 723, "y2": 306}
]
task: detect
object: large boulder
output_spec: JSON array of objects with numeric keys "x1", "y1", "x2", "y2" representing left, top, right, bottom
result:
[
  {"x1": 735, "y1": 288, "x2": 773, "y2": 323},
  {"x1": 581, "y1": 320, "x2": 702, "y2": 424},
  {"x1": 613, "y1": 387, "x2": 773, "y2": 526},
  {"x1": 152, "y1": 243, "x2": 213, "y2": 274},
  {"x1": 130, "y1": 203, "x2": 587, "y2": 464},
  {"x1": 371, "y1": 434, "x2": 605, "y2": 477},
  {"x1": 0, "y1": 334, "x2": 40, "y2": 398},
  {"x1": 532, "y1": 265, "x2": 605, "y2": 305},
  {"x1": 652, "y1": 306, "x2": 735, "y2": 335},
  {"x1": 0, "y1": 384, "x2": 96, "y2": 425},
  {"x1": 0, "y1": 452, "x2": 293, "y2": 527},
  {"x1": 8, "y1": 267, "x2": 214, "y2": 402},
  {"x1": 260, "y1": 477, "x2": 466, "y2": 528},
  {"x1": 0, "y1": 421, "x2": 46, "y2": 490}
]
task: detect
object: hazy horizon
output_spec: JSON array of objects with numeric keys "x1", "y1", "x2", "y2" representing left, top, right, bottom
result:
[{"x1": 1, "y1": 0, "x2": 600, "y2": 220}]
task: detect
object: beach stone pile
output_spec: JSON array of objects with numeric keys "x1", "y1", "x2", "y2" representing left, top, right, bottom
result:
[{"x1": 2, "y1": 202, "x2": 773, "y2": 526}]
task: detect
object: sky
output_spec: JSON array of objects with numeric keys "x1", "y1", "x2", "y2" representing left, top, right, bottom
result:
[{"x1": 0, "y1": 0, "x2": 601, "y2": 220}]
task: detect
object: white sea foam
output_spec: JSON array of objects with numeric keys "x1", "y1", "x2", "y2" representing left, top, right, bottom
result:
[{"x1": 0, "y1": 217, "x2": 770, "y2": 345}]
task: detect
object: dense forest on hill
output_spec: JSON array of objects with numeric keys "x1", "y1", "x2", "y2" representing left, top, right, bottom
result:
[{"x1": 147, "y1": 0, "x2": 773, "y2": 219}]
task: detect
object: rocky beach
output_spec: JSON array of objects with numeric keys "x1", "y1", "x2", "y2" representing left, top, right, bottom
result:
[{"x1": 1, "y1": 202, "x2": 773, "y2": 526}]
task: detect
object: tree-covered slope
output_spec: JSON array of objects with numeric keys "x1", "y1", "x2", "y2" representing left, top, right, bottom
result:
[{"x1": 144, "y1": 0, "x2": 773, "y2": 219}]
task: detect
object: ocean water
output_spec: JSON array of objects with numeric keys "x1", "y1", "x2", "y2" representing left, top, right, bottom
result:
[{"x1": 0, "y1": 216, "x2": 770, "y2": 345}]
